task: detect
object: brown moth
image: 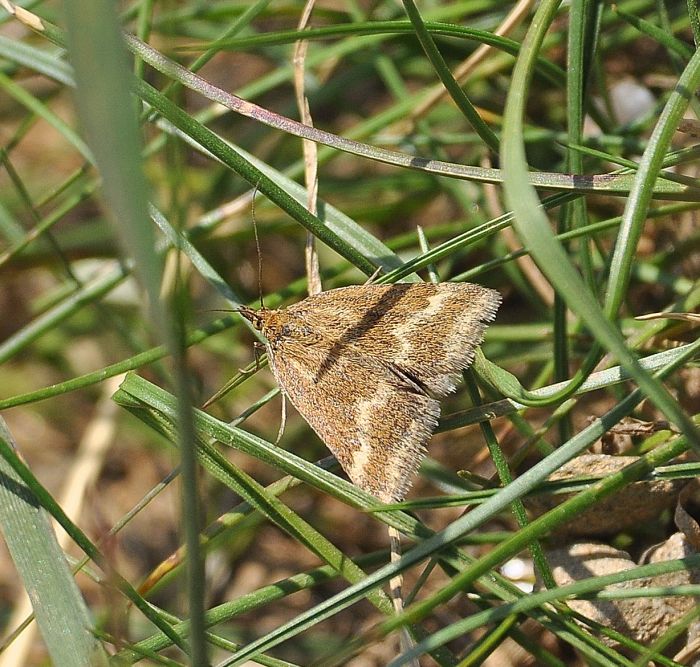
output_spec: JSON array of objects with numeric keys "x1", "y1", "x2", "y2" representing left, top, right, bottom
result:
[{"x1": 240, "y1": 282, "x2": 501, "y2": 502}]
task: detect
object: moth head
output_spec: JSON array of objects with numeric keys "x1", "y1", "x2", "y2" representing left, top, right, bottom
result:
[{"x1": 238, "y1": 306, "x2": 267, "y2": 331}]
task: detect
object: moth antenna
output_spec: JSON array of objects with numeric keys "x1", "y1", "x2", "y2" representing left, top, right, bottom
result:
[
  {"x1": 251, "y1": 184, "x2": 264, "y2": 310},
  {"x1": 387, "y1": 525, "x2": 419, "y2": 667}
]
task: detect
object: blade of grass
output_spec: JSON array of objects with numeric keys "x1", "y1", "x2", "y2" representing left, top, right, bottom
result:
[
  {"x1": 603, "y1": 49, "x2": 700, "y2": 319},
  {"x1": 391, "y1": 542, "x2": 700, "y2": 666},
  {"x1": 0, "y1": 419, "x2": 108, "y2": 667},
  {"x1": 500, "y1": 0, "x2": 700, "y2": 449},
  {"x1": 61, "y1": 0, "x2": 207, "y2": 660},
  {"x1": 0, "y1": 425, "x2": 189, "y2": 652},
  {"x1": 4, "y1": 8, "x2": 698, "y2": 200},
  {"x1": 398, "y1": 0, "x2": 499, "y2": 151}
]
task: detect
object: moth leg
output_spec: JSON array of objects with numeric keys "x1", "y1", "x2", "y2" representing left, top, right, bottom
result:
[
  {"x1": 387, "y1": 525, "x2": 418, "y2": 666},
  {"x1": 363, "y1": 266, "x2": 383, "y2": 285},
  {"x1": 253, "y1": 341, "x2": 265, "y2": 371},
  {"x1": 234, "y1": 342, "x2": 267, "y2": 375},
  {"x1": 275, "y1": 391, "x2": 287, "y2": 445}
]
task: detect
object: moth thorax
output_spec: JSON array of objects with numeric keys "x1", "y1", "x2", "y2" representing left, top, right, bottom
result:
[{"x1": 265, "y1": 312, "x2": 324, "y2": 347}]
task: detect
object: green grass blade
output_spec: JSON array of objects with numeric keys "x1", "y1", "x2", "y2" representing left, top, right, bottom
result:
[
  {"x1": 61, "y1": 0, "x2": 207, "y2": 660},
  {"x1": 500, "y1": 0, "x2": 700, "y2": 449},
  {"x1": 604, "y1": 48, "x2": 700, "y2": 318},
  {"x1": 0, "y1": 420, "x2": 190, "y2": 653},
  {"x1": 0, "y1": 419, "x2": 108, "y2": 667}
]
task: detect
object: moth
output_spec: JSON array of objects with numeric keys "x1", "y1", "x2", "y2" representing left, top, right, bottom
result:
[{"x1": 240, "y1": 282, "x2": 501, "y2": 502}]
